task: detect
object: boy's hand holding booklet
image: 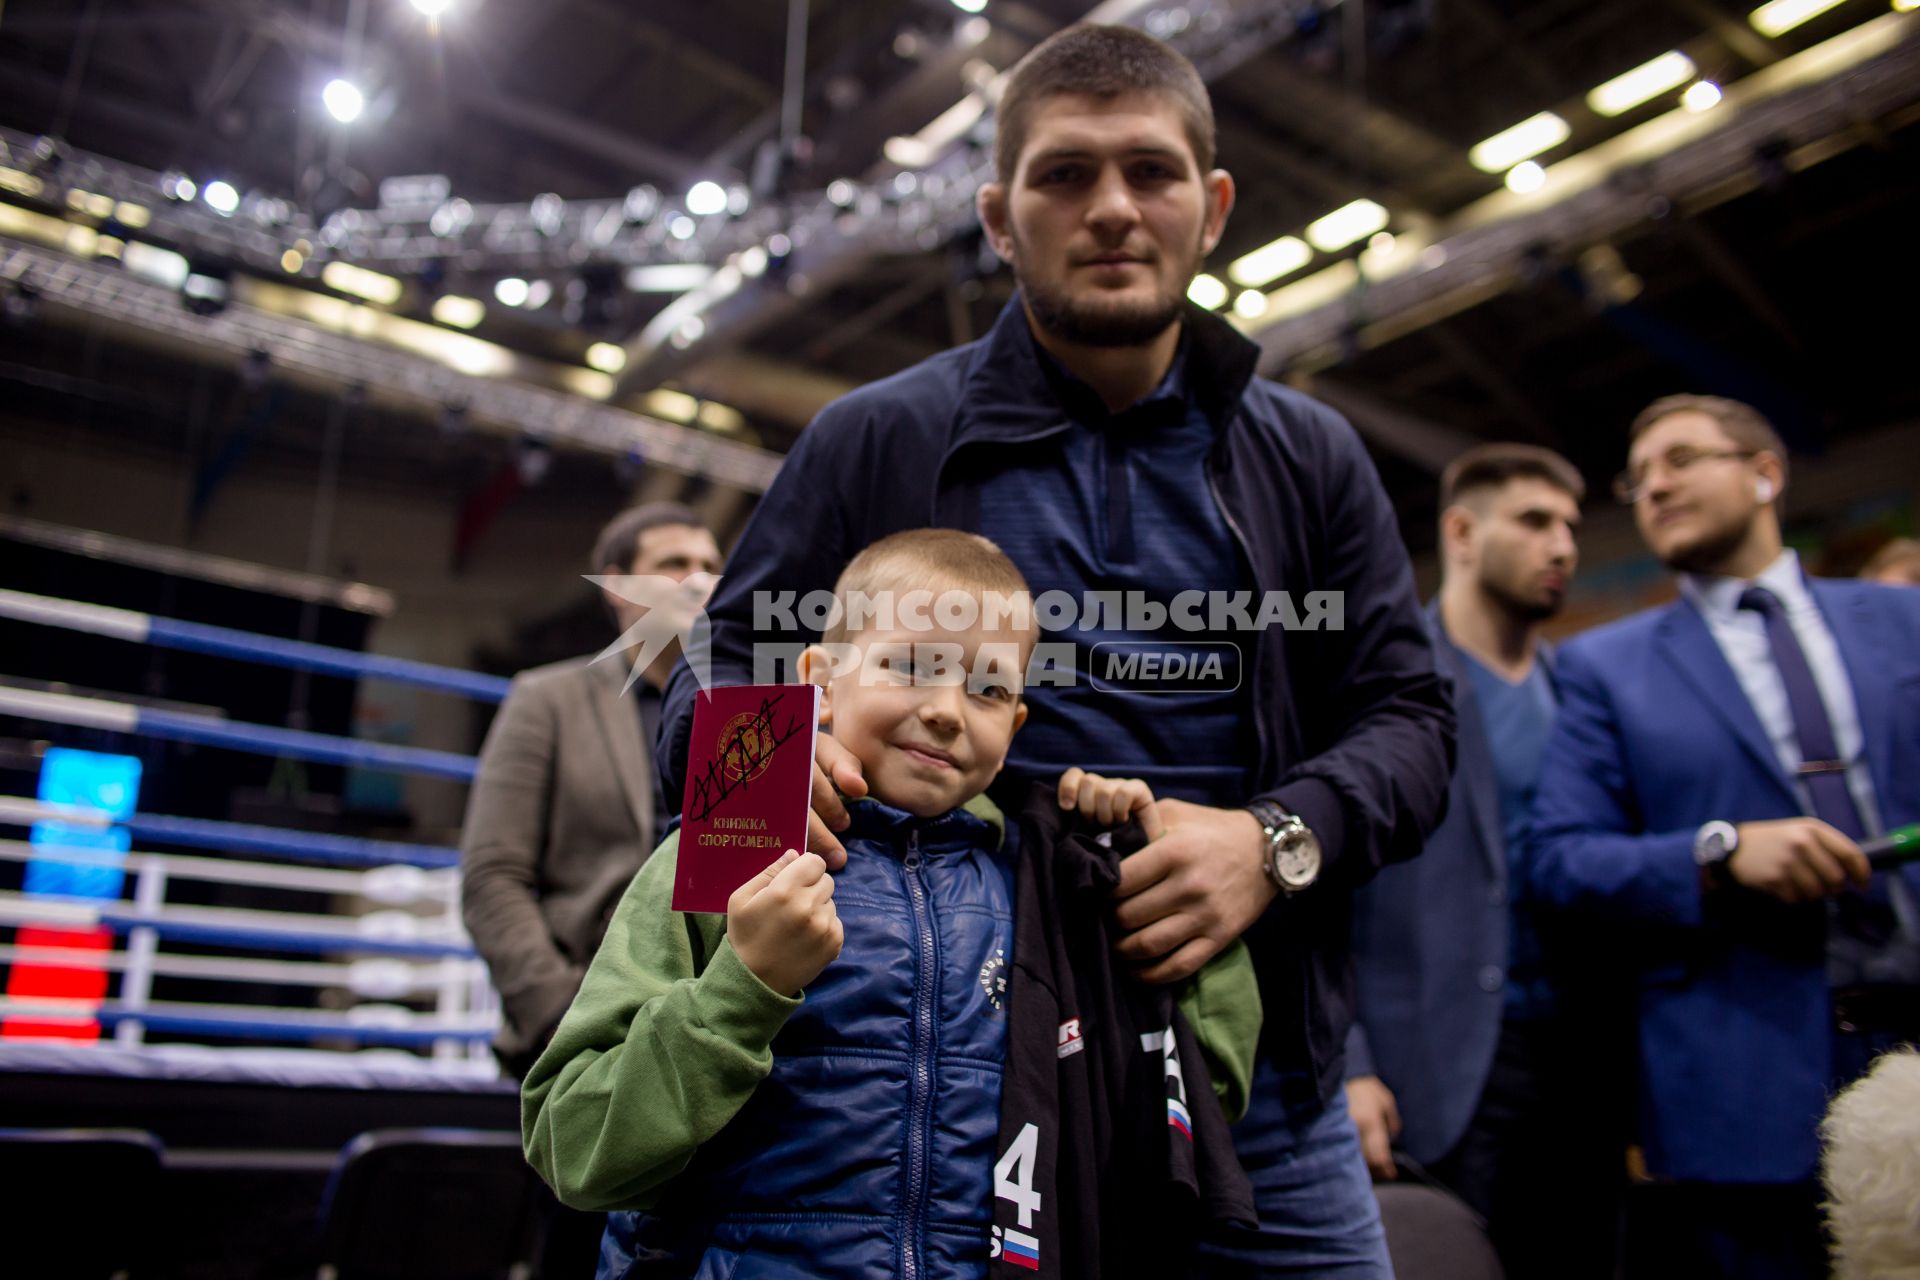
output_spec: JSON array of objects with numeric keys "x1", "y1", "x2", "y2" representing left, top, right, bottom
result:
[{"x1": 674, "y1": 683, "x2": 822, "y2": 914}]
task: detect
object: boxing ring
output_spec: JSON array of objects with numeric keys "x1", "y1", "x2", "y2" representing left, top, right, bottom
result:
[{"x1": 0, "y1": 583, "x2": 511, "y2": 1074}]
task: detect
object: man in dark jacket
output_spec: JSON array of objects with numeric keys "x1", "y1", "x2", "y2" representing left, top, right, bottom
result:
[{"x1": 660, "y1": 24, "x2": 1453, "y2": 1275}]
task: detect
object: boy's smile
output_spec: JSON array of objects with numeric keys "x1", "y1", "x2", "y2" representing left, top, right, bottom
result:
[{"x1": 807, "y1": 623, "x2": 1029, "y2": 818}]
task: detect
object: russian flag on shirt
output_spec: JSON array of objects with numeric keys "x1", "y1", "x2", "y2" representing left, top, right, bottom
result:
[
  {"x1": 1167, "y1": 1095, "x2": 1193, "y2": 1141},
  {"x1": 1002, "y1": 1228, "x2": 1041, "y2": 1270}
]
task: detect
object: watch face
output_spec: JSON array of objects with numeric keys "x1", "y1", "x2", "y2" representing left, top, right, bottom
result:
[{"x1": 1274, "y1": 834, "x2": 1320, "y2": 889}]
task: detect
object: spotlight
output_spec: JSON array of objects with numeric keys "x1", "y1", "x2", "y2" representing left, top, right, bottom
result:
[
  {"x1": 410, "y1": 0, "x2": 453, "y2": 14},
  {"x1": 203, "y1": 181, "x2": 241, "y2": 216},
  {"x1": 323, "y1": 78, "x2": 365, "y2": 124},
  {"x1": 1505, "y1": 161, "x2": 1547, "y2": 194},
  {"x1": 494, "y1": 277, "x2": 530, "y2": 306},
  {"x1": 1682, "y1": 80, "x2": 1723, "y2": 113},
  {"x1": 686, "y1": 181, "x2": 728, "y2": 216}
]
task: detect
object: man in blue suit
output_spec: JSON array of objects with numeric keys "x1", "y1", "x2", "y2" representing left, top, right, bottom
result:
[
  {"x1": 1347, "y1": 444, "x2": 1620, "y2": 1277},
  {"x1": 1531, "y1": 394, "x2": 1920, "y2": 1279}
]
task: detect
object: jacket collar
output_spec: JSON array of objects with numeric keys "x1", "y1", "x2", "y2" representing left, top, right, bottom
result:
[
  {"x1": 951, "y1": 293, "x2": 1262, "y2": 449},
  {"x1": 842, "y1": 793, "x2": 1005, "y2": 852}
]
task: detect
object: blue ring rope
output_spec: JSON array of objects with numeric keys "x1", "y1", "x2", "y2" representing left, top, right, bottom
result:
[
  {"x1": 93, "y1": 1009, "x2": 494, "y2": 1047},
  {"x1": 130, "y1": 705, "x2": 479, "y2": 781},
  {"x1": 122, "y1": 813, "x2": 460, "y2": 869},
  {"x1": 145, "y1": 615, "x2": 511, "y2": 702},
  {"x1": 97, "y1": 911, "x2": 478, "y2": 959}
]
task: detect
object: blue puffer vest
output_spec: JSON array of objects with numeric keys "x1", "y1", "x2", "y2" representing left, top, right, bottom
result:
[{"x1": 599, "y1": 798, "x2": 1016, "y2": 1280}]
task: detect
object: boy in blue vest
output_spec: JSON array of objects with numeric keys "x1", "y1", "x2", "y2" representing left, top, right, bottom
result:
[{"x1": 522, "y1": 528, "x2": 1257, "y2": 1278}]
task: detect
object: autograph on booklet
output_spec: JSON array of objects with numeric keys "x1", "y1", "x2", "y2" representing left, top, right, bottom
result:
[{"x1": 674, "y1": 684, "x2": 820, "y2": 913}]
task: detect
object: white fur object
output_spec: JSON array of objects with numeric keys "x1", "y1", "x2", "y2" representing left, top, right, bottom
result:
[{"x1": 1822, "y1": 1047, "x2": 1920, "y2": 1279}]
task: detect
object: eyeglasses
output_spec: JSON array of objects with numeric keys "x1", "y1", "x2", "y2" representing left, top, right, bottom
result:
[{"x1": 1612, "y1": 447, "x2": 1755, "y2": 504}]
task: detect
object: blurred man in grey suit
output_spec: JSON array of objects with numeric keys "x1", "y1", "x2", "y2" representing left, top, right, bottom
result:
[{"x1": 461, "y1": 502, "x2": 721, "y2": 1076}]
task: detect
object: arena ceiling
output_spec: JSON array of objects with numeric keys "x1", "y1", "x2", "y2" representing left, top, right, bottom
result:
[{"x1": 0, "y1": 0, "x2": 1915, "y2": 553}]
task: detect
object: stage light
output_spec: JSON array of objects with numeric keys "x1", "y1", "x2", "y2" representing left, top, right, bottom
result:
[
  {"x1": 124, "y1": 241, "x2": 190, "y2": 289},
  {"x1": 323, "y1": 78, "x2": 365, "y2": 124},
  {"x1": 1505, "y1": 161, "x2": 1547, "y2": 193},
  {"x1": 1228, "y1": 235, "x2": 1312, "y2": 287},
  {"x1": 1749, "y1": 0, "x2": 1847, "y2": 35},
  {"x1": 884, "y1": 136, "x2": 935, "y2": 168},
  {"x1": 827, "y1": 179, "x2": 857, "y2": 207},
  {"x1": 1469, "y1": 112, "x2": 1570, "y2": 173},
  {"x1": 1187, "y1": 273, "x2": 1228, "y2": 309},
  {"x1": 950, "y1": 0, "x2": 987, "y2": 11},
  {"x1": 586, "y1": 342, "x2": 627, "y2": 373},
  {"x1": 281, "y1": 248, "x2": 305, "y2": 273},
  {"x1": 432, "y1": 295, "x2": 485, "y2": 328},
  {"x1": 669, "y1": 215, "x2": 697, "y2": 240},
  {"x1": 625, "y1": 264, "x2": 713, "y2": 293},
  {"x1": 410, "y1": 0, "x2": 453, "y2": 14},
  {"x1": 203, "y1": 181, "x2": 240, "y2": 215},
  {"x1": 1233, "y1": 290, "x2": 1269, "y2": 320},
  {"x1": 322, "y1": 260, "x2": 403, "y2": 304},
  {"x1": 494, "y1": 277, "x2": 530, "y2": 306},
  {"x1": 1306, "y1": 199, "x2": 1390, "y2": 252},
  {"x1": 737, "y1": 245, "x2": 769, "y2": 278},
  {"x1": 1586, "y1": 51, "x2": 1695, "y2": 117},
  {"x1": 1682, "y1": 80, "x2": 1724, "y2": 112},
  {"x1": 524, "y1": 280, "x2": 553, "y2": 308},
  {"x1": 686, "y1": 181, "x2": 728, "y2": 216}
]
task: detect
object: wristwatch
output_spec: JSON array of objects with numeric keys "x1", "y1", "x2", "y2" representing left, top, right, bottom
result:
[
  {"x1": 1693, "y1": 820, "x2": 1740, "y2": 888},
  {"x1": 1248, "y1": 800, "x2": 1322, "y2": 893}
]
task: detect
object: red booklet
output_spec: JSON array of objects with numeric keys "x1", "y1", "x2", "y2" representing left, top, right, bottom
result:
[{"x1": 673, "y1": 683, "x2": 821, "y2": 913}]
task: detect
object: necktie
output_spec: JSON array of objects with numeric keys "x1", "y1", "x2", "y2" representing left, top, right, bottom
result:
[
  {"x1": 1737, "y1": 586, "x2": 1866, "y2": 840},
  {"x1": 1739, "y1": 586, "x2": 1905, "y2": 977}
]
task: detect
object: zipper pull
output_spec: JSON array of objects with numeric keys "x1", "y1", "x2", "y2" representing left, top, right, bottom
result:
[{"x1": 904, "y1": 830, "x2": 921, "y2": 871}]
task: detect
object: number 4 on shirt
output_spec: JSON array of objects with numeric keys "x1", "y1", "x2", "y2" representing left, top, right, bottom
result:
[{"x1": 994, "y1": 1122, "x2": 1042, "y2": 1227}]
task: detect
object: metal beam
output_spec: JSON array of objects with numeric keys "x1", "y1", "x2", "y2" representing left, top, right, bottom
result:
[
  {"x1": 1245, "y1": 14, "x2": 1920, "y2": 373},
  {"x1": 0, "y1": 237, "x2": 784, "y2": 491}
]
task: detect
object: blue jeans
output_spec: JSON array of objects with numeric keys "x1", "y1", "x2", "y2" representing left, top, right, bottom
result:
[{"x1": 1191, "y1": 1057, "x2": 1395, "y2": 1278}]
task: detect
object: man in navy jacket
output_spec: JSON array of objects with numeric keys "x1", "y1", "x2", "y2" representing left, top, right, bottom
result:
[
  {"x1": 1529, "y1": 394, "x2": 1920, "y2": 1278},
  {"x1": 660, "y1": 24, "x2": 1453, "y2": 1275},
  {"x1": 1346, "y1": 444, "x2": 1623, "y2": 1277}
]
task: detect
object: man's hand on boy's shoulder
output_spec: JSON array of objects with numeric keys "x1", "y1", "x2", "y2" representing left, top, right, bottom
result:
[
  {"x1": 807, "y1": 731, "x2": 867, "y2": 869},
  {"x1": 1110, "y1": 800, "x2": 1275, "y2": 985},
  {"x1": 727, "y1": 849, "x2": 844, "y2": 997}
]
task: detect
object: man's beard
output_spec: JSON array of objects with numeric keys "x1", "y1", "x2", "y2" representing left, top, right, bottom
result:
[
  {"x1": 1660, "y1": 515, "x2": 1753, "y2": 576},
  {"x1": 1021, "y1": 274, "x2": 1186, "y2": 347},
  {"x1": 1010, "y1": 229, "x2": 1200, "y2": 349},
  {"x1": 1483, "y1": 572, "x2": 1563, "y2": 624}
]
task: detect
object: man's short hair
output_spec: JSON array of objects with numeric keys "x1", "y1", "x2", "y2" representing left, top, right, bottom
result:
[
  {"x1": 823, "y1": 528, "x2": 1033, "y2": 647},
  {"x1": 1439, "y1": 443, "x2": 1586, "y2": 512},
  {"x1": 1628, "y1": 393, "x2": 1790, "y2": 486},
  {"x1": 590, "y1": 502, "x2": 705, "y2": 575},
  {"x1": 994, "y1": 24, "x2": 1215, "y2": 186}
]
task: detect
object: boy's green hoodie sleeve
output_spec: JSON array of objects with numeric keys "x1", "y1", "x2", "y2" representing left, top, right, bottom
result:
[
  {"x1": 520, "y1": 832, "x2": 801, "y2": 1211},
  {"x1": 1177, "y1": 938, "x2": 1262, "y2": 1123}
]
